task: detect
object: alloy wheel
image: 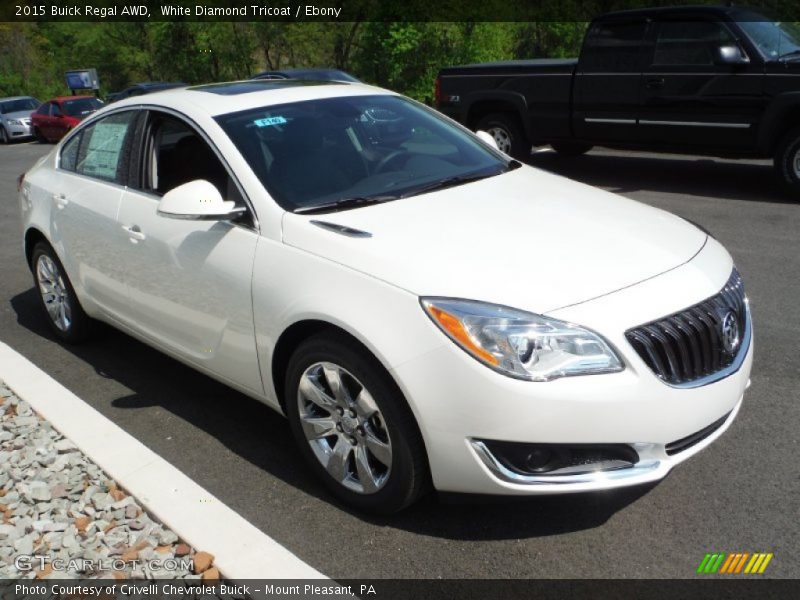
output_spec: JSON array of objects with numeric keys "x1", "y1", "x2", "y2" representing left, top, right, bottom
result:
[
  {"x1": 297, "y1": 361, "x2": 392, "y2": 494},
  {"x1": 486, "y1": 126, "x2": 512, "y2": 154},
  {"x1": 36, "y1": 254, "x2": 72, "y2": 332}
]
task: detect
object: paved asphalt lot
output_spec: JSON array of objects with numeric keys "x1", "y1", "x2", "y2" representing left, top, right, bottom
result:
[{"x1": 1, "y1": 141, "x2": 798, "y2": 578}]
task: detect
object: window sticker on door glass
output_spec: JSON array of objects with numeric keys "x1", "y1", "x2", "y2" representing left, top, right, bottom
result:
[
  {"x1": 80, "y1": 123, "x2": 129, "y2": 180},
  {"x1": 254, "y1": 116, "x2": 287, "y2": 127}
]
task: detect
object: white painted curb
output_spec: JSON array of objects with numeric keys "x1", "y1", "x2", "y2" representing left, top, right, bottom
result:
[{"x1": 0, "y1": 342, "x2": 326, "y2": 580}]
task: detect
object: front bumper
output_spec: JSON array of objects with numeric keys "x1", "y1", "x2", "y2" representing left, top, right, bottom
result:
[
  {"x1": 4, "y1": 120, "x2": 33, "y2": 139},
  {"x1": 391, "y1": 239, "x2": 752, "y2": 495}
]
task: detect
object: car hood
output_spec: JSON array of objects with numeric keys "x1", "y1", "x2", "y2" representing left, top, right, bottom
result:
[
  {"x1": 282, "y1": 167, "x2": 706, "y2": 313},
  {"x1": 3, "y1": 110, "x2": 33, "y2": 120}
]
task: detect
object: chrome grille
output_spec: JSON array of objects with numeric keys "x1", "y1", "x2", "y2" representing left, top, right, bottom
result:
[{"x1": 626, "y1": 269, "x2": 748, "y2": 386}]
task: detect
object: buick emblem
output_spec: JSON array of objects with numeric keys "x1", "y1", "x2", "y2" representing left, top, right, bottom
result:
[{"x1": 720, "y1": 311, "x2": 741, "y2": 354}]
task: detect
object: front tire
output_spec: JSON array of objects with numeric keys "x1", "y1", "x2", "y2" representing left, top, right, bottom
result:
[
  {"x1": 774, "y1": 127, "x2": 800, "y2": 197},
  {"x1": 33, "y1": 127, "x2": 46, "y2": 143},
  {"x1": 476, "y1": 112, "x2": 530, "y2": 160},
  {"x1": 0, "y1": 127, "x2": 8, "y2": 144},
  {"x1": 284, "y1": 332, "x2": 428, "y2": 513},
  {"x1": 31, "y1": 242, "x2": 93, "y2": 343}
]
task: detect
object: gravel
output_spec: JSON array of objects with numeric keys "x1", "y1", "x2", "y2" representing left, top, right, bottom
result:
[{"x1": 0, "y1": 382, "x2": 218, "y2": 580}]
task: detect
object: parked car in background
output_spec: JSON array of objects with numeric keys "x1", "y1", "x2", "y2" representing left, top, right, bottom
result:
[
  {"x1": 436, "y1": 5, "x2": 800, "y2": 194},
  {"x1": 0, "y1": 96, "x2": 40, "y2": 143},
  {"x1": 252, "y1": 68, "x2": 361, "y2": 83},
  {"x1": 107, "y1": 82, "x2": 187, "y2": 103},
  {"x1": 18, "y1": 80, "x2": 751, "y2": 513},
  {"x1": 31, "y1": 96, "x2": 104, "y2": 142}
]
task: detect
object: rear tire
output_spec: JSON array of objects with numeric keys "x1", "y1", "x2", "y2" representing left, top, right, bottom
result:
[
  {"x1": 31, "y1": 242, "x2": 93, "y2": 343},
  {"x1": 476, "y1": 113, "x2": 530, "y2": 160},
  {"x1": 774, "y1": 127, "x2": 800, "y2": 198},
  {"x1": 284, "y1": 332, "x2": 429, "y2": 514},
  {"x1": 551, "y1": 141, "x2": 593, "y2": 157}
]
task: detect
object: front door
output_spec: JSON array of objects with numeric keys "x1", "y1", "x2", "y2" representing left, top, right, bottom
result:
[
  {"x1": 638, "y1": 18, "x2": 763, "y2": 150},
  {"x1": 116, "y1": 110, "x2": 263, "y2": 394}
]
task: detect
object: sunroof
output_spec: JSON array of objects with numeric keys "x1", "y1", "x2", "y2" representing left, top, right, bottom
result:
[{"x1": 190, "y1": 80, "x2": 337, "y2": 96}]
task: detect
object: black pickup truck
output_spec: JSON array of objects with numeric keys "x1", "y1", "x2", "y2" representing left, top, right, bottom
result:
[{"x1": 436, "y1": 6, "x2": 800, "y2": 193}]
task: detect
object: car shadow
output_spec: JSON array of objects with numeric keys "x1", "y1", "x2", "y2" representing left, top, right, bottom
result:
[
  {"x1": 526, "y1": 150, "x2": 792, "y2": 204},
  {"x1": 10, "y1": 287, "x2": 652, "y2": 541}
]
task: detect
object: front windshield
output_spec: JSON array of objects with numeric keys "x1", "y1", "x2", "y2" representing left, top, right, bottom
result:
[
  {"x1": 0, "y1": 98, "x2": 39, "y2": 114},
  {"x1": 62, "y1": 97, "x2": 104, "y2": 117},
  {"x1": 215, "y1": 95, "x2": 509, "y2": 212},
  {"x1": 738, "y1": 20, "x2": 800, "y2": 59}
]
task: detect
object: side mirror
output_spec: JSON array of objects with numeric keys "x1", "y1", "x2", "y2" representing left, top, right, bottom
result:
[
  {"x1": 157, "y1": 180, "x2": 245, "y2": 221},
  {"x1": 476, "y1": 130, "x2": 499, "y2": 151},
  {"x1": 714, "y1": 44, "x2": 749, "y2": 66}
]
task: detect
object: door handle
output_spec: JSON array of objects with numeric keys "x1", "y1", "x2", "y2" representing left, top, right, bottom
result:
[
  {"x1": 645, "y1": 77, "x2": 665, "y2": 90},
  {"x1": 53, "y1": 193, "x2": 68, "y2": 209},
  {"x1": 122, "y1": 224, "x2": 146, "y2": 242}
]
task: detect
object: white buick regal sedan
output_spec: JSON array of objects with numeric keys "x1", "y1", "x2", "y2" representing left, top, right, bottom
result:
[{"x1": 18, "y1": 80, "x2": 752, "y2": 513}]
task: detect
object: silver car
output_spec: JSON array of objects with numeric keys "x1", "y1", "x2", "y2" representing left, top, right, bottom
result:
[{"x1": 0, "y1": 96, "x2": 40, "y2": 143}]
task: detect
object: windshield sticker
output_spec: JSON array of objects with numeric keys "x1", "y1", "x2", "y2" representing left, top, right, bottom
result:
[{"x1": 254, "y1": 116, "x2": 287, "y2": 127}]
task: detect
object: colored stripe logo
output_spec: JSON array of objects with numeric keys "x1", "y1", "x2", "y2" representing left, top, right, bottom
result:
[{"x1": 697, "y1": 552, "x2": 774, "y2": 574}]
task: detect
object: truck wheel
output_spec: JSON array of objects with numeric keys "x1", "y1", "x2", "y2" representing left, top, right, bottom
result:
[
  {"x1": 476, "y1": 113, "x2": 530, "y2": 160},
  {"x1": 551, "y1": 142, "x2": 593, "y2": 157},
  {"x1": 774, "y1": 128, "x2": 800, "y2": 196}
]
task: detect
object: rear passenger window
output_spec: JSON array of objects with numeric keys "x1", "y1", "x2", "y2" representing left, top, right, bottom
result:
[
  {"x1": 74, "y1": 111, "x2": 137, "y2": 184},
  {"x1": 60, "y1": 134, "x2": 80, "y2": 172},
  {"x1": 580, "y1": 20, "x2": 647, "y2": 73}
]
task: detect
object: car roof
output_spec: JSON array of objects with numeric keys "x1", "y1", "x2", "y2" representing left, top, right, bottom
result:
[
  {"x1": 596, "y1": 4, "x2": 754, "y2": 21},
  {"x1": 0, "y1": 96, "x2": 38, "y2": 102},
  {"x1": 52, "y1": 95, "x2": 98, "y2": 102},
  {"x1": 104, "y1": 79, "x2": 394, "y2": 119}
]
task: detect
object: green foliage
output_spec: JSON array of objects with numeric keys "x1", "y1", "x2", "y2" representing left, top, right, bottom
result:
[{"x1": 0, "y1": 21, "x2": 587, "y2": 101}]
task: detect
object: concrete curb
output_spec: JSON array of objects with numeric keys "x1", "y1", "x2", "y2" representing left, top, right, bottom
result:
[{"x1": 0, "y1": 342, "x2": 325, "y2": 579}]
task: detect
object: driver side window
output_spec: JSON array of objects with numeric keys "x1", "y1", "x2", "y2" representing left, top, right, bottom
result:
[{"x1": 144, "y1": 113, "x2": 245, "y2": 210}]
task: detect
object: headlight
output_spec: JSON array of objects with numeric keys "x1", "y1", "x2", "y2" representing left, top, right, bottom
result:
[
  {"x1": 421, "y1": 298, "x2": 623, "y2": 381},
  {"x1": 7, "y1": 119, "x2": 23, "y2": 126}
]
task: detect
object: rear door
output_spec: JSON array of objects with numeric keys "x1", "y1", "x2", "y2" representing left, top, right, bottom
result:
[
  {"x1": 573, "y1": 17, "x2": 649, "y2": 142},
  {"x1": 50, "y1": 102, "x2": 71, "y2": 139},
  {"x1": 51, "y1": 110, "x2": 140, "y2": 319},
  {"x1": 638, "y1": 17, "x2": 763, "y2": 150},
  {"x1": 35, "y1": 103, "x2": 54, "y2": 138}
]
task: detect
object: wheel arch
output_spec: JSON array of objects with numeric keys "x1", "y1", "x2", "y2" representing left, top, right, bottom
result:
[
  {"x1": 464, "y1": 91, "x2": 529, "y2": 136},
  {"x1": 758, "y1": 93, "x2": 800, "y2": 155},
  {"x1": 270, "y1": 317, "x2": 432, "y2": 473},
  {"x1": 24, "y1": 227, "x2": 50, "y2": 270}
]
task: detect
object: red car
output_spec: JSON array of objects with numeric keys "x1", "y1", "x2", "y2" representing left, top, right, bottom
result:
[{"x1": 30, "y1": 95, "x2": 104, "y2": 142}]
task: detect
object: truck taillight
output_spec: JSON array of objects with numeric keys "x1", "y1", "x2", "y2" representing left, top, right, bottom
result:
[
  {"x1": 17, "y1": 173, "x2": 25, "y2": 192},
  {"x1": 434, "y1": 76, "x2": 441, "y2": 108}
]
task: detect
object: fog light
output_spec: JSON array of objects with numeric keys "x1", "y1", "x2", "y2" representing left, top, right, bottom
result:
[{"x1": 479, "y1": 440, "x2": 639, "y2": 476}]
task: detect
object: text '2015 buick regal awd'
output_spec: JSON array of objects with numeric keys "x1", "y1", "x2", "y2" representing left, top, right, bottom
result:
[{"x1": 18, "y1": 79, "x2": 752, "y2": 513}]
